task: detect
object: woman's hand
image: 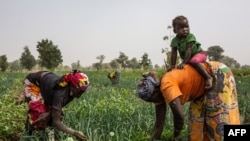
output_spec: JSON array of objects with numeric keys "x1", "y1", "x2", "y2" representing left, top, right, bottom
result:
[
  {"x1": 177, "y1": 63, "x2": 186, "y2": 69},
  {"x1": 74, "y1": 131, "x2": 87, "y2": 141}
]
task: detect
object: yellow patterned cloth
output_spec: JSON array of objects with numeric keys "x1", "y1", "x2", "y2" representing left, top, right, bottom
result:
[{"x1": 160, "y1": 61, "x2": 240, "y2": 140}]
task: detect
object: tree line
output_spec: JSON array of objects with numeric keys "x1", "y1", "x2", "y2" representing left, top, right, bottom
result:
[
  {"x1": 0, "y1": 38, "x2": 154, "y2": 72},
  {"x1": 0, "y1": 38, "x2": 249, "y2": 72}
]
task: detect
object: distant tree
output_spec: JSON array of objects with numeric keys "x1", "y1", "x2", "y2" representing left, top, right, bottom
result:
[
  {"x1": 241, "y1": 65, "x2": 250, "y2": 69},
  {"x1": 154, "y1": 64, "x2": 161, "y2": 69},
  {"x1": 109, "y1": 59, "x2": 120, "y2": 69},
  {"x1": 92, "y1": 62, "x2": 101, "y2": 71},
  {"x1": 20, "y1": 46, "x2": 36, "y2": 70},
  {"x1": 102, "y1": 63, "x2": 111, "y2": 69},
  {"x1": 9, "y1": 60, "x2": 21, "y2": 72},
  {"x1": 57, "y1": 65, "x2": 71, "y2": 71},
  {"x1": 139, "y1": 53, "x2": 152, "y2": 70},
  {"x1": 161, "y1": 48, "x2": 171, "y2": 70},
  {"x1": 162, "y1": 25, "x2": 173, "y2": 45},
  {"x1": 127, "y1": 57, "x2": 141, "y2": 69},
  {"x1": 96, "y1": 55, "x2": 105, "y2": 70},
  {"x1": 55, "y1": 64, "x2": 64, "y2": 71},
  {"x1": 36, "y1": 39, "x2": 63, "y2": 70},
  {"x1": 0, "y1": 55, "x2": 8, "y2": 72},
  {"x1": 206, "y1": 46, "x2": 224, "y2": 61},
  {"x1": 71, "y1": 60, "x2": 81, "y2": 70},
  {"x1": 220, "y1": 56, "x2": 240, "y2": 69},
  {"x1": 116, "y1": 52, "x2": 128, "y2": 70}
]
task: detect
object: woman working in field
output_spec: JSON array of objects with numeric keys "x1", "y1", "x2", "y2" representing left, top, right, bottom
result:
[
  {"x1": 19, "y1": 70, "x2": 89, "y2": 141},
  {"x1": 137, "y1": 61, "x2": 241, "y2": 140},
  {"x1": 137, "y1": 15, "x2": 240, "y2": 140},
  {"x1": 107, "y1": 70, "x2": 121, "y2": 85}
]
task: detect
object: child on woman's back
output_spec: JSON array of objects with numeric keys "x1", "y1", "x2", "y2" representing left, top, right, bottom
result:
[{"x1": 169, "y1": 15, "x2": 212, "y2": 89}]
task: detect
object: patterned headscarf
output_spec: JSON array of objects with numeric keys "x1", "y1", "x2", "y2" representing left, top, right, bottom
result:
[
  {"x1": 137, "y1": 72, "x2": 160, "y2": 101},
  {"x1": 59, "y1": 70, "x2": 89, "y2": 92}
]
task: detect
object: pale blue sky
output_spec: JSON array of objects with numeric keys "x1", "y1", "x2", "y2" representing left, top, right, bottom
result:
[{"x1": 1, "y1": 0, "x2": 250, "y2": 67}]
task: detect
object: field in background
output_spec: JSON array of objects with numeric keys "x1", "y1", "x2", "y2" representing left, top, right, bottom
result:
[{"x1": 0, "y1": 70, "x2": 250, "y2": 141}]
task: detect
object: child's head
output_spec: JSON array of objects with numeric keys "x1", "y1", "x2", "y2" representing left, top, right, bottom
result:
[{"x1": 172, "y1": 15, "x2": 190, "y2": 37}]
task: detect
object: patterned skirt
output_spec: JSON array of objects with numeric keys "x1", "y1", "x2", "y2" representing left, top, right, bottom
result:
[{"x1": 188, "y1": 62, "x2": 240, "y2": 141}]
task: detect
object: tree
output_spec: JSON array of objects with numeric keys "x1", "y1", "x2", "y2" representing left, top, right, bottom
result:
[
  {"x1": 116, "y1": 52, "x2": 128, "y2": 70},
  {"x1": 92, "y1": 62, "x2": 101, "y2": 71},
  {"x1": 9, "y1": 60, "x2": 21, "y2": 72},
  {"x1": 127, "y1": 57, "x2": 141, "y2": 69},
  {"x1": 101, "y1": 63, "x2": 111, "y2": 69},
  {"x1": 161, "y1": 48, "x2": 171, "y2": 70},
  {"x1": 162, "y1": 25, "x2": 173, "y2": 44},
  {"x1": 139, "y1": 53, "x2": 152, "y2": 70},
  {"x1": 71, "y1": 60, "x2": 81, "y2": 70},
  {"x1": 36, "y1": 39, "x2": 63, "y2": 70},
  {"x1": 96, "y1": 55, "x2": 105, "y2": 70},
  {"x1": 154, "y1": 64, "x2": 161, "y2": 69},
  {"x1": 0, "y1": 55, "x2": 8, "y2": 72},
  {"x1": 241, "y1": 65, "x2": 250, "y2": 69},
  {"x1": 109, "y1": 59, "x2": 120, "y2": 69},
  {"x1": 220, "y1": 56, "x2": 240, "y2": 69},
  {"x1": 20, "y1": 46, "x2": 36, "y2": 70},
  {"x1": 206, "y1": 46, "x2": 224, "y2": 61}
]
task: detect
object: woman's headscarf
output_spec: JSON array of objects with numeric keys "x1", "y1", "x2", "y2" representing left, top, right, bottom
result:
[
  {"x1": 59, "y1": 70, "x2": 89, "y2": 92},
  {"x1": 137, "y1": 72, "x2": 160, "y2": 101}
]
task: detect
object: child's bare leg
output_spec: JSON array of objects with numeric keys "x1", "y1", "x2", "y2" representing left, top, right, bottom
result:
[{"x1": 191, "y1": 63, "x2": 213, "y2": 89}]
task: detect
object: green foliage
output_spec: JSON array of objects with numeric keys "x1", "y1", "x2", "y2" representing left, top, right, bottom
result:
[
  {"x1": 127, "y1": 57, "x2": 141, "y2": 69},
  {"x1": 219, "y1": 56, "x2": 240, "y2": 69},
  {"x1": 36, "y1": 39, "x2": 63, "y2": 70},
  {"x1": 9, "y1": 60, "x2": 22, "y2": 72},
  {"x1": 0, "y1": 73, "x2": 26, "y2": 140},
  {"x1": 0, "y1": 54, "x2": 8, "y2": 72},
  {"x1": 235, "y1": 76, "x2": 250, "y2": 123},
  {"x1": 232, "y1": 69, "x2": 250, "y2": 77},
  {"x1": 0, "y1": 93, "x2": 26, "y2": 140},
  {"x1": 96, "y1": 55, "x2": 105, "y2": 70},
  {"x1": 1, "y1": 71, "x2": 250, "y2": 141},
  {"x1": 139, "y1": 53, "x2": 152, "y2": 70},
  {"x1": 20, "y1": 46, "x2": 36, "y2": 70},
  {"x1": 206, "y1": 46, "x2": 224, "y2": 61},
  {"x1": 116, "y1": 52, "x2": 129, "y2": 70},
  {"x1": 109, "y1": 59, "x2": 120, "y2": 69}
]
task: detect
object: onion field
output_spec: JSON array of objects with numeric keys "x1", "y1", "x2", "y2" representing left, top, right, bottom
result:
[{"x1": 0, "y1": 70, "x2": 249, "y2": 141}]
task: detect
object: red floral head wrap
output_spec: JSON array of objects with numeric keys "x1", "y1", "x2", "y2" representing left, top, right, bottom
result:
[{"x1": 59, "y1": 70, "x2": 89, "y2": 92}]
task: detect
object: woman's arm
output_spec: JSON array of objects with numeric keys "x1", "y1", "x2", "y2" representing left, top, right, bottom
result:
[
  {"x1": 51, "y1": 108, "x2": 74, "y2": 134},
  {"x1": 169, "y1": 97, "x2": 184, "y2": 139},
  {"x1": 51, "y1": 108, "x2": 87, "y2": 140},
  {"x1": 151, "y1": 102, "x2": 166, "y2": 140}
]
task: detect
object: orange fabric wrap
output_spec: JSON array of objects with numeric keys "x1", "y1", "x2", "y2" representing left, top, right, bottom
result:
[{"x1": 160, "y1": 63, "x2": 210, "y2": 104}]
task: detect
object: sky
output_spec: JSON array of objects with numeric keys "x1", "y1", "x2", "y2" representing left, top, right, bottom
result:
[{"x1": 1, "y1": 0, "x2": 250, "y2": 67}]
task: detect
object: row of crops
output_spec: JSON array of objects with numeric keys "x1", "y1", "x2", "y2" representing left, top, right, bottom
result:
[{"x1": 0, "y1": 70, "x2": 250, "y2": 141}]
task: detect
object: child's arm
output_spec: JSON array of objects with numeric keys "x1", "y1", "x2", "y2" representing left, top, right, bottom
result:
[
  {"x1": 183, "y1": 42, "x2": 193, "y2": 63},
  {"x1": 169, "y1": 47, "x2": 178, "y2": 71},
  {"x1": 177, "y1": 42, "x2": 194, "y2": 69}
]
